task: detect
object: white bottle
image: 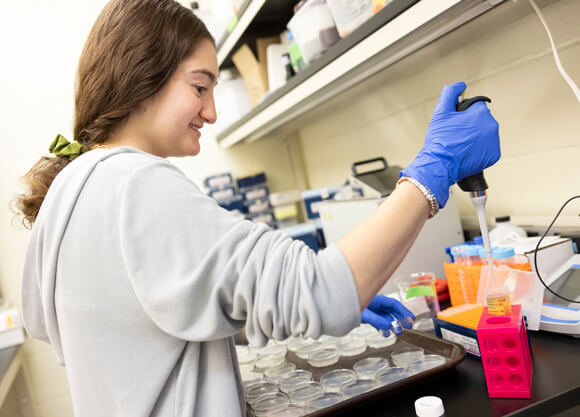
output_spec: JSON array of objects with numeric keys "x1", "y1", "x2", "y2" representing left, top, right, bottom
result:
[
  {"x1": 489, "y1": 216, "x2": 527, "y2": 245},
  {"x1": 415, "y1": 396, "x2": 446, "y2": 417}
]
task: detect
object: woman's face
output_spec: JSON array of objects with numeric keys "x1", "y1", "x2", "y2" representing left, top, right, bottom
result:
[{"x1": 132, "y1": 39, "x2": 218, "y2": 158}]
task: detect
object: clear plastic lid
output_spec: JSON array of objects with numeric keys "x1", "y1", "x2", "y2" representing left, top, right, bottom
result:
[
  {"x1": 391, "y1": 346, "x2": 425, "y2": 366},
  {"x1": 366, "y1": 332, "x2": 397, "y2": 349},
  {"x1": 245, "y1": 381, "x2": 280, "y2": 404},
  {"x1": 320, "y1": 369, "x2": 357, "y2": 393},
  {"x1": 353, "y1": 357, "x2": 390, "y2": 379},
  {"x1": 295, "y1": 341, "x2": 323, "y2": 359},
  {"x1": 279, "y1": 369, "x2": 313, "y2": 393},
  {"x1": 318, "y1": 334, "x2": 343, "y2": 347},
  {"x1": 349, "y1": 324, "x2": 379, "y2": 340},
  {"x1": 308, "y1": 347, "x2": 340, "y2": 367},
  {"x1": 284, "y1": 336, "x2": 309, "y2": 352},
  {"x1": 251, "y1": 392, "x2": 290, "y2": 417},
  {"x1": 305, "y1": 392, "x2": 344, "y2": 412},
  {"x1": 406, "y1": 354, "x2": 447, "y2": 375},
  {"x1": 266, "y1": 404, "x2": 305, "y2": 417},
  {"x1": 264, "y1": 362, "x2": 297, "y2": 384},
  {"x1": 239, "y1": 362, "x2": 255, "y2": 374},
  {"x1": 255, "y1": 354, "x2": 286, "y2": 369},
  {"x1": 257, "y1": 343, "x2": 288, "y2": 360},
  {"x1": 375, "y1": 366, "x2": 409, "y2": 386},
  {"x1": 241, "y1": 370, "x2": 263, "y2": 385},
  {"x1": 288, "y1": 381, "x2": 324, "y2": 405},
  {"x1": 236, "y1": 345, "x2": 257, "y2": 364},
  {"x1": 340, "y1": 379, "x2": 379, "y2": 398},
  {"x1": 336, "y1": 336, "x2": 367, "y2": 357}
]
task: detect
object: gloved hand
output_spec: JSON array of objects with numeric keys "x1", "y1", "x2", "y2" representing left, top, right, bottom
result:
[
  {"x1": 361, "y1": 294, "x2": 415, "y2": 335},
  {"x1": 400, "y1": 81, "x2": 500, "y2": 208}
]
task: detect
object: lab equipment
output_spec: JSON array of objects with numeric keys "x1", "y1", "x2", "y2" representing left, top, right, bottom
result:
[
  {"x1": 295, "y1": 341, "x2": 323, "y2": 359},
  {"x1": 308, "y1": 347, "x2": 340, "y2": 367},
  {"x1": 288, "y1": 381, "x2": 324, "y2": 405},
  {"x1": 406, "y1": 355, "x2": 447, "y2": 375},
  {"x1": 266, "y1": 404, "x2": 305, "y2": 417},
  {"x1": 434, "y1": 305, "x2": 485, "y2": 358},
  {"x1": 279, "y1": 370, "x2": 312, "y2": 393},
  {"x1": 361, "y1": 294, "x2": 415, "y2": 335},
  {"x1": 336, "y1": 336, "x2": 367, "y2": 357},
  {"x1": 320, "y1": 369, "x2": 357, "y2": 393},
  {"x1": 353, "y1": 357, "x2": 390, "y2": 379},
  {"x1": 305, "y1": 392, "x2": 343, "y2": 412},
  {"x1": 245, "y1": 381, "x2": 280, "y2": 405},
  {"x1": 476, "y1": 305, "x2": 532, "y2": 398},
  {"x1": 375, "y1": 366, "x2": 409, "y2": 386},
  {"x1": 251, "y1": 392, "x2": 290, "y2": 417},
  {"x1": 340, "y1": 379, "x2": 379, "y2": 398},
  {"x1": 366, "y1": 332, "x2": 397, "y2": 348},
  {"x1": 394, "y1": 272, "x2": 440, "y2": 331},
  {"x1": 414, "y1": 395, "x2": 446, "y2": 417},
  {"x1": 349, "y1": 324, "x2": 378, "y2": 339},
  {"x1": 489, "y1": 216, "x2": 527, "y2": 244},
  {"x1": 264, "y1": 362, "x2": 297, "y2": 384},
  {"x1": 391, "y1": 346, "x2": 424, "y2": 366},
  {"x1": 446, "y1": 245, "x2": 483, "y2": 305},
  {"x1": 485, "y1": 286, "x2": 512, "y2": 316}
]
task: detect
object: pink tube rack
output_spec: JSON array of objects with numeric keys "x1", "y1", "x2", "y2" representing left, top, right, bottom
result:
[{"x1": 476, "y1": 305, "x2": 532, "y2": 398}]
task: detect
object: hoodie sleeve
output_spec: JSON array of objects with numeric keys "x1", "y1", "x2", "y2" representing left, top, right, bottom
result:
[{"x1": 118, "y1": 161, "x2": 360, "y2": 346}]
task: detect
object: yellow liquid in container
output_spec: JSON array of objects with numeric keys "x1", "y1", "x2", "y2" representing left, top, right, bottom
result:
[{"x1": 485, "y1": 287, "x2": 512, "y2": 316}]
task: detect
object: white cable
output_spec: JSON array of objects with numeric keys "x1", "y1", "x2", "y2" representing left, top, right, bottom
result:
[{"x1": 528, "y1": 0, "x2": 580, "y2": 104}]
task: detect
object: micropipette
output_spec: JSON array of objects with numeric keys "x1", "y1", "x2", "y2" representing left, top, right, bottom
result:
[{"x1": 455, "y1": 95, "x2": 497, "y2": 287}]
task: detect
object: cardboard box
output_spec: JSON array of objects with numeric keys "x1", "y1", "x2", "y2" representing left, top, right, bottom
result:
[{"x1": 232, "y1": 37, "x2": 280, "y2": 107}]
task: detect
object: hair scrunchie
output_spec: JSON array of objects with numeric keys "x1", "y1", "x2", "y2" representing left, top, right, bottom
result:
[{"x1": 49, "y1": 134, "x2": 88, "y2": 160}]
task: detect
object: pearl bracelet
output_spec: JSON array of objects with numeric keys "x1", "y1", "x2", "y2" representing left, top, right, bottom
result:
[{"x1": 396, "y1": 176, "x2": 439, "y2": 218}]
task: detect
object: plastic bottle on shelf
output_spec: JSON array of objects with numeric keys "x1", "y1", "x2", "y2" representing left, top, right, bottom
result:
[
  {"x1": 286, "y1": 32, "x2": 306, "y2": 73},
  {"x1": 489, "y1": 216, "x2": 527, "y2": 244}
]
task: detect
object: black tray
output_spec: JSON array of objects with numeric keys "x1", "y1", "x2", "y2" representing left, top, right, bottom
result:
[{"x1": 287, "y1": 330, "x2": 466, "y2": 416}]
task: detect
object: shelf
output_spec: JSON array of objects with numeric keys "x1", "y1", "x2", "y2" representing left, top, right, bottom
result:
[{"x1": 216, "y1": 0, "x2": 505, "y2": 149}]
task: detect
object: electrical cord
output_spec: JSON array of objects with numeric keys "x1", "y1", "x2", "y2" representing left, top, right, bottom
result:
[{"x1": 533, "y1": 195, "x2": 580, "y2": 304}]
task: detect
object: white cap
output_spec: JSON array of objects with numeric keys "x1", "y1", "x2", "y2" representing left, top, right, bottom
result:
[{"x1": 414, "y1": 396, "x2": 445, "y2": 417}]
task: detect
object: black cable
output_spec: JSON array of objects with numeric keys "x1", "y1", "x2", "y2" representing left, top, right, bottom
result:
[{"x1": 534, "y1": 195, "x2": 580, "y2": 304}]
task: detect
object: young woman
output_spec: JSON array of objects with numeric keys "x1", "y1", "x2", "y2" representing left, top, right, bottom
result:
[{"x1": 15, "y1": 1, "x2": 500, "y2": 416}]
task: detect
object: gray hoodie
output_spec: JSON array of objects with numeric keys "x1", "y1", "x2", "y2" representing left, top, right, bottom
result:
[{"x1": 21, "y1": 147, "x2": 360, "y2": 416}]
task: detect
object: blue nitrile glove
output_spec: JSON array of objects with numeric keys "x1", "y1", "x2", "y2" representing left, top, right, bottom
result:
[
  {"x1": 361, "y1": 294, "x2": 415, "y2": 335},
  {"x1": 400, "y1": 81, "x2": 500, "y2": 208}
]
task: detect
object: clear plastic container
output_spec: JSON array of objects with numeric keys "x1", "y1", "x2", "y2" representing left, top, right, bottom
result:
[
  {"x1": 406, "y1": 354, "x2": 447, "y2": 375},
  {"x1": 287, "y1": 0, "x2": 338, "y2": 64},
  {"x1": 245, "y1": 381, "x2": 280, "y2": 405},
  {"x1": 279, "y1": 370, "x2": 313, "y2": 393},
  {"x1": 336, "y1": 336, "x2": 367, "y2": 357},
  {"x1": 340, "y1": 379, "x2": 379, "y2": 398},
  {"x1": 318, "y1": 334, "x2": 343, "y2": 347},
  {"x1": 296, "y1": 341, "x2": 323, "y2": 359},
  {"x1": 374, "y1": 366, "x2": 409, "y2": 385},
  {"x1": 251, "y1": 392, "x2": 290, "y2": 417},
  {"x1": 267, "y1": 404, "x2": 305, "y2": 417},
  {"x1": 349, "y1": 324, "x2": 378, "y2": 339},
  {"x1": 485, "y1": 286, "x2": 512, "y2": 316},
  {"x1": 305, "y1": 392, "x2": 344, "y2": 412},
  {"x1": 391, "y1": 346, "x2": 424, "y2": 366},
  {"x1": 320, "y1": 369, "x2": 357, "y2": 393},
  {"x1": 236, "y1": 345, "x2": 257, "y2": 365},
  {"x1": 288, "y1": 381, "x2": 324, "y2": 405},
  {"x1": 284, "y1": 336, "x2": 310, "y2": 352},
  {"x1": 264, "y1": 362, "x2": 297, "y2": 384},
  {"x1": 256, "y1": 344, "x2": 288, "y2": 369},
  {"x1": 308, "y1": 347, "x2": 340, "y2": 367},
  {"x1": 241, "y1": 370, "x2": 263, "y2": 385},
  {"x1": 353, "y1": 357, "x2": 390, "y2": 379},
  {"x1": 326, "y1": 0, "x2": 374, "y2": 38},
  {"x1": 366, "y1": 332, "x2": 397, "y2": 348}
]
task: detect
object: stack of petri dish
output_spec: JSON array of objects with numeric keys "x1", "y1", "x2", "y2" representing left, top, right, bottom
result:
[
  {"x1": 406, "y1": 354, "x2": 447, "y2": 375},
  {"x1": 279, "y1": 369, "x2": 313, "y2": 393},
  {"x1": 320, "y1": 369, "x2": 357, "y2": 393},
  {"x1": 366, "y1": 331, "x2": 397, "y2": 349},
  {"x1": 308, "y1": 347, "x2": 340, "y2": 367},
  {"x1": 340, "y1": 379, "x2": 380, "y2": 399},
  {"x1": 264, "y1": 362, "x2": 297, "y2": 384},
  {"x1": 374, "y1": 366, "x2": 410, "y2": 386},
  {"x1": 336, "y1": 334, "x2": 367, "y2": 357},
  {"x1": 391, "y1": 346, "x2": 425, "y2": 367},
  {"x1": 288, "y1": 381, "x2": 324, "y2": 406},
  {"x1": 255, "y1": 344, "x2": 288, "y2": 370},
  {"x1": 245, "y1": 381, "x2": 280, "y2": 406},
  {"x1": 250, "y1": 392, "x2": 290, "y2": 417},
  {"x1": 353, "y1": 357, "x2": 390, "y2": 379},
  {"x1": 295, "y1": 341, "x2": 323, "y2": 360}
]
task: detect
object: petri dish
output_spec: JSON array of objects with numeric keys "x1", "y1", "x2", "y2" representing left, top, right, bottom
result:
[
  {"x1": 340, "y1": 379, "x2": 379, "y2": 399},
  {"x1": 406, "y1": 354, "x2": 447, "y2": 375},
  {"x1": 239, "y1": 362, "x2": 255, "y2": 374},
  {"x1": 241, "y1": 370, "x2": 263, "y2": 385},
  {"x1": 236, "y1": 345, "x2": 257, "y2": 365},
  {"x1": 257, "y1": 344, "x2": 288, "y2": 360},
  {"x1": 305, "y1": 392, "x2": 344, "y2": 412},
  {"x1": 319, "y1": 334, "x2": 343, "y2": 347},
  {"x1": 284, "y1": 336, "x2": 307, "y2": 352},
  {"x1": 245, "y1": 381, "x2": 280, "y2": 405},
  {"x1": 279, "y1": 370, "x2": 313, "y2": 393},
  {"x1": 350, "y1": 324, "x2": 379, "y2": 340},
  {"x1": 336, "y1": 336, "x2": 367, "y2": 357},
  {"x1": 264, "y1": 362, "x2": 297, "y2": 384},
  {"x1": 251, "y1": 392, "x2": 290, "y2": 417},
  {"x1": 366, "y1": 332, "x2": 397, "y2": 349},
  {"x1": 353, "y1": 357, "x2": 390, "y2": 379},
  {"x1": 266, "y1": 404, "x2": 305, "y2": 417},
  {"x1": 296, "y1": 341, "x2": 323, "y2": 359},
  {"x1": 256, "y1": 354, "x2": 286, "y2": 369},
  {"x1": 375, "y1": 366, "x2": 410, "y2": 385},
  {"x1": 288, "y1": 381, "x2": 324, "y2": 405},
  {"x1": 391, "y1": 346, "x2": 425, "y2": 366},
  {"x1": 308, "y1": 347, "x2": 340, "y2": 367},
  {"x1": 320, "y1": 369, "x2": 357, "y2": 393}
]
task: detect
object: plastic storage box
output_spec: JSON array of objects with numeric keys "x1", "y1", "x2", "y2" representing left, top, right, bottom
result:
[{"x1": 326, "y1": 0, "x2": 374, "y2": 38}]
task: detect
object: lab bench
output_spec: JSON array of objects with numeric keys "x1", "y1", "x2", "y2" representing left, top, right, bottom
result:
[{"x1": 335, "y1": 330, "x2": 580, "y2": 417}]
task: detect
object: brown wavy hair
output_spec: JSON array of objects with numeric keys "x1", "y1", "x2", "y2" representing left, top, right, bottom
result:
[{"x1": 14, "y1": 0, "x2": 213, "y2": 228}]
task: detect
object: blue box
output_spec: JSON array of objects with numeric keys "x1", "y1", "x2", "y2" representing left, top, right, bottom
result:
[
  {"x1": 301, "y1": 186, "x2": 341, "y2": 220},
  {"x1": 243, "y1": 185, "x2": 270, "y2": 202},
  {"x1": 218, "y1": 195, "x2": 245, "y2": 213},
  {"x1": 433, "y1": 317, "x2": 482, "y2": 359},
  {"x1": 237, "y1": 172, "x2": 267, "y2": 191},
  {"x1": 281, "y1": 223, "x2": 320, "y2": 252}
]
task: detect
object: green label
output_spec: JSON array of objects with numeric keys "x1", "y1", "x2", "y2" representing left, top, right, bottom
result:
[
  {"x1": 288, "y1": 43, "x2": 302, "y2": 64},
  {"x1": 227, "y1": 15, "x2": 238, "y2": 33},
  {"x1": 406, "y1": 285, "x2": 436, "y2": 299}
]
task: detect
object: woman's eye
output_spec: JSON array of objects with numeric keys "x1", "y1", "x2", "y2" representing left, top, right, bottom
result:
[{"x1": 195, "y1": 86, "x2": 207, "y2": 95}]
